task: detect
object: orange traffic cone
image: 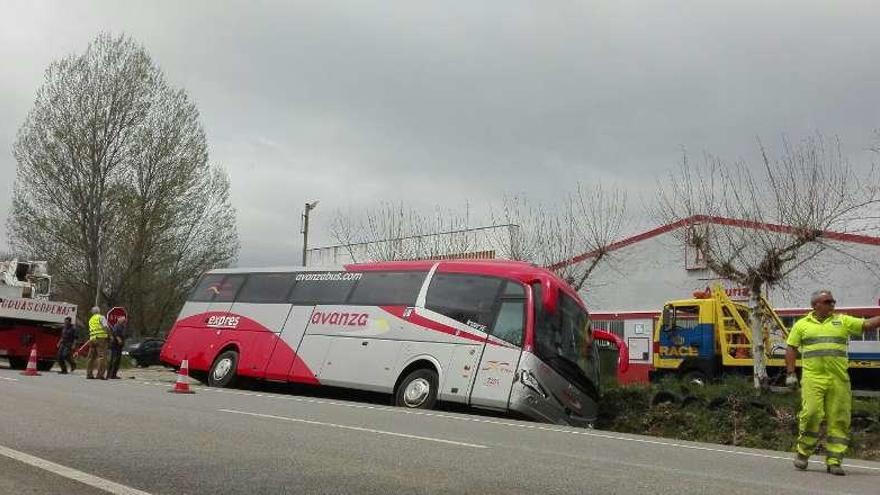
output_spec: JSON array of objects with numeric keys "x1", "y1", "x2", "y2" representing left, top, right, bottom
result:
[
  {"x1": 20, "y1": 345, "x2": 41, "y2": 376},
  {"x1": 169, "y1": 359, "x2": 195, "y2": 394}
]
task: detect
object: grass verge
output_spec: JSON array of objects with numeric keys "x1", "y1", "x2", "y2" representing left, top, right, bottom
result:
[{"x1": 597, "y1": 376, "x2": 880, "y2": 461}]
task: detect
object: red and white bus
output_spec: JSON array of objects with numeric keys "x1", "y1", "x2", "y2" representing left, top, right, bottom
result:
[{"x1": 160, "y1": 260, "x2": 627, "y2": 426}]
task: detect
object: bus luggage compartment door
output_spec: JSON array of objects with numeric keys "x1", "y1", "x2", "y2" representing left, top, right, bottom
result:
[{"x1": 318, "y1": 337, "x2": 402, "y2": 392}]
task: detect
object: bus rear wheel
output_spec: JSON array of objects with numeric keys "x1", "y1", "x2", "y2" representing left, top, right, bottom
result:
[
  {"x1": 208, "y1": 350, "x2": 238, "y2": 388},
  {"x1": 394, "y1": 368, "x2": 438, "y2": 409}
]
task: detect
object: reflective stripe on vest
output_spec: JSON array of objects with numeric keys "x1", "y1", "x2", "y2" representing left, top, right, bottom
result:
[
  {"x1": 800, "y1": 327, "x2": 848, "y2": 361},
  {"x1": 88, "y1": 314, "x2": 108, "y2": 340},
  {"x1": 802, "y1": 349, "x2": 848, "y2": 359},
  {"x1": 801, "y1": 336, "x2": 848, "y2": 346}
]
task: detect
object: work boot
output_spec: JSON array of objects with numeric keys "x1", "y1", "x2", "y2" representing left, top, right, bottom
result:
[
  {"x1": 793, "y1": 454, "x2": 809, "y2": 470},
  {"x1": 826, "y1": 465, "x2": 845, "y2": 476}
]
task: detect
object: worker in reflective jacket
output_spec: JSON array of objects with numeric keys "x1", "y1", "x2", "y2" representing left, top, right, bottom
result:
[
  {"x1": 785, "y1": 290, "x2": 880, "y2": 476},
  {"x1": 86, "y1": 306, "x2": 111, "y2": 380}
]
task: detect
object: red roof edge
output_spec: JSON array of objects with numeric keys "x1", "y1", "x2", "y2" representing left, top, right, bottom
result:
[{"x1": 549, "y1": 215, "x2": 880, "y2": 270}]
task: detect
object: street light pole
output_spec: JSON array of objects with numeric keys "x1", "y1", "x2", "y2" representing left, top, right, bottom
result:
[{"x1": 301, "y1": 200, "x2": 319, "y2": 266}]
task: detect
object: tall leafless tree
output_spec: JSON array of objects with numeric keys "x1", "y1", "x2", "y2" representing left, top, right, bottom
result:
[
  {"x1": 9, "y1": 33, "x2": 238, "y2": 336},
  {"x1": 327, "y1": 184, "x2": 628, "y2": 290},
  {"x1": 328, "y1": 202, "x2": 477, "y2": 262},
  {"x1": 657, "y1": 134, "x2": 880, "y2": 389},
  {"x1": 491, "y1": 183, "x2": 629, "y2": 290}
]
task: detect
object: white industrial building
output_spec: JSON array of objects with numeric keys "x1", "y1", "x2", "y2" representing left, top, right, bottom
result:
[
  {"x1": 554, "y1": 215, "x2": 880, "y2": 380},
  {"x1": 557, "y1": 215, "x2": 880, "y2": 311}
]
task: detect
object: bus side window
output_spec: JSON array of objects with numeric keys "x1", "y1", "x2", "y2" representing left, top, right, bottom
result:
[
  {"x1": 236, "y1": 273, "x2": 296, "y2": 304},
  {"x1": 213, "y1": 275, "x2": 246, "y2": 302},
  {"x1": 190, "y1": 274, "x2": 226, "y2": 302},
  {"x1": 492, "y1": 300, "x2": 525, "y2": 347},
  {"x1": 346, "y1": 271, "x2": 427, "y2": 306},
  {"x1": 288, "y1": 273, "x2": 358, "y2": 305},
  {"x1": 487, "y1": 281, "x2": 526, "y2": 347},
  {"x1": 425, "y1": 273, "x2": 504, "y2": 330}
]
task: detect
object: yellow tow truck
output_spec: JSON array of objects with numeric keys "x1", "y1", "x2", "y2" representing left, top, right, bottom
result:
[
  {"x1": 651, "y1": 285, "x2": 880, "y2": 385},
  {"x1": 651, "y1": 285, "x2": 792, "y2": 384}
]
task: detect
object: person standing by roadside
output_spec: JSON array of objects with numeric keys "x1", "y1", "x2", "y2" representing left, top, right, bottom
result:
[
  {"x1": 56, "y1": 316, "x2": 77, "y2": 374},
  {"x1": 86, "y1": 306, "x2": 111, "y2": 380},
  {"x1": 107, "y1": 316, "x2": 127, "y2": 379},
  {"x1": 785, "y1": 289, "x2": 880, "y2": 476}
]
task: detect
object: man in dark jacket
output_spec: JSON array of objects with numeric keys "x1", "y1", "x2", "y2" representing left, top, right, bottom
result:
[
  {"x1": 56, "y1": 316, "x2": 77, "y2": 374},
  {"x1": 107, "y1": 316, "x2": 127, "y2": 379}
]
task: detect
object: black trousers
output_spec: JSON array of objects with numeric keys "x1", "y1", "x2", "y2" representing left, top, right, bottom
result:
[
  {"x1": 57, "y1": 343, "x2": 76, "y2": 373},
  {"x1": 108, "y1": 346, "x2": 122, "y2": 378}
]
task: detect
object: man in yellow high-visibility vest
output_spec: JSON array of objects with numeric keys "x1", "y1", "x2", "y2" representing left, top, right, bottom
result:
[
  {"x1": 785, "y1": 290, "x2": 880, "y2": 476},
  {"x1": 86, "y1": 306, "x2": 111, "y2": 380}
]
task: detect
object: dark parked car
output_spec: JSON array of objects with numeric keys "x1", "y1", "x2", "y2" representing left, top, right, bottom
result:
[{"x1": 125, "y1": 339, "x2": 165, "y2": 367}]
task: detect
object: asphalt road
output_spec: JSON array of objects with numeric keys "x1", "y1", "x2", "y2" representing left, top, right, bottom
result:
[{"x1": 1, "y1": 366, "x2": 878, "y2": 495}]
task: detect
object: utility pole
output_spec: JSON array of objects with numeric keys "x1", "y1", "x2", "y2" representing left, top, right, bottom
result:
[{"x1": 301, "y1": 201, "x2": 319, "y2": 266}]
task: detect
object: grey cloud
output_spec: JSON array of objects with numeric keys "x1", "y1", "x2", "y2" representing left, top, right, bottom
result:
[{"x1": 1, "y1": 0, "x2": 879, "y2": 266}]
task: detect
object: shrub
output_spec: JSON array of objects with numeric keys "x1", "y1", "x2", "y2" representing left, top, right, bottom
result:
[{"x1": 597, "y1": 376, "x2": 880, "y2": 461}]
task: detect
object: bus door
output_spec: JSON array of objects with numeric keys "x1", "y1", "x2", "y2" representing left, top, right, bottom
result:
[{"x1": 470, "y1": 282, "x2": 526, "y2": 410}]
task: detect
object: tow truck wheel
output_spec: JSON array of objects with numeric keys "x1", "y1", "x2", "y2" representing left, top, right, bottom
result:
[
  {"x1": 36, "y1": 360, "x2": 55, "y2": 372},
  {"x1": 394, "y1": 368, "x2": 438, "y2": 409},
  {"x1": 208, "y1": 350, "x2": 238, "y2": 388}
]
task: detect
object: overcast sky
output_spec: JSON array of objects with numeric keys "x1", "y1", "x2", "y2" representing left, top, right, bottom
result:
[{"x1": 2, "y1": 0, "x2": 879, "y2": 266}]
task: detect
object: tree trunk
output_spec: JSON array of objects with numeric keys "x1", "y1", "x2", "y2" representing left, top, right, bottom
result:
[{"x1": 749, "y1": 287, "x2": 769, "y2": 390}]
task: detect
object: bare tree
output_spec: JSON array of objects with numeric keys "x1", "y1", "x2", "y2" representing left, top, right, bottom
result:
[
  {"x1": 327, "y1": 184, "x2": 628, "y2": 290},
  {"x1": 492, "y1": 183, "x2": 629, "y2": 290},
  {"x1": 9, "y1": 33, "x2": 238, "y2": 335},
  {"x1": 328, "y1": 202, "x2": 477, "y2": 262},
  {"x1": 657, "y1": 134, "x2": 880, "y2": 389}
]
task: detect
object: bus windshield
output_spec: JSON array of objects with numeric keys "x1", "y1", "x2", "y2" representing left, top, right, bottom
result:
[{"x1": 532, "y1": 284, "x2": 599, "y2": 397}]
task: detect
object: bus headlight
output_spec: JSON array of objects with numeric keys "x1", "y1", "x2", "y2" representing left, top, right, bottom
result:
[{"x1": 518, "y1": 369, "x2": 548, "y2": 399}]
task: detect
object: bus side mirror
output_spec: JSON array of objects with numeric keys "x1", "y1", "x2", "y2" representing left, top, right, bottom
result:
[{"x1": 541, "y1": 279, "x2": 558, "y2": 315}]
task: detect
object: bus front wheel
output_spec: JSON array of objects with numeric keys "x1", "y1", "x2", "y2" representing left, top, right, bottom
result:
[
  {"x1": 208, "y1": 350, "x2": 238, "y2": 388},
  {"x1": 394, "y1": 368, "x2": 438, "y2": 409}
]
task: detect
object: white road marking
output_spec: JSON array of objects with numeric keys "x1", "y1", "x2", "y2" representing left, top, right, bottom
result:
[
  {"x1": 136, "y1": 378, "x2": 880, "y2": 472},
  {"x1": 219, "y1": 408, "x2": 489, "y2": 449},
  {"x1": 0, "y1": 376, "x2": 19, "y2": 381},
  {"x1": 0, "y1": 444, "x2": 153, "y2": 495}
]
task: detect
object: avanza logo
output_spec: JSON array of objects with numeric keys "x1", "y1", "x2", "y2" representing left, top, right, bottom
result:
[
  {"x1": 206, "y1": 315, "x2": 241, "y2": 328},
  {"x1": 311, "y1": 311, "x2": 368, "y2": 327}
]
